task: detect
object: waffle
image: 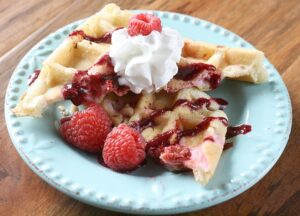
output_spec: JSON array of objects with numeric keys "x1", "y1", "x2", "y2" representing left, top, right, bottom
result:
[
  {"x1": 12, "y1": 4, "x2": 130, "y2": 117},
  {"x1": 182, "y1": 40, "x2": 268, "y2": 83},
  {"x1": 101, "y1": 87, "x2": 228, "y2": 183}
]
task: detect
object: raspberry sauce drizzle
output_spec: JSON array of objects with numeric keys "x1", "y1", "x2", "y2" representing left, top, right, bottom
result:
[
  {"x1": 172, "y1": 98, "x2": 211, "y2": 110},
  {"x1": 147, "y1": 123, "x2": 251, "y2": 152},
  {"x1": 173, "y1": 97, "x2": 228, "y2": 110},
  {"x1": 145, "y1": 117, "x2": 228, "y2": 149},
  {"x1": 205, "y1": 72, "x2": 221, "y2": 90},
  {"x1": 226, "y1": 124, "x2": 252, "y2": 139},
  {"x1": 147, "y1": 122, "x2": 250, "y2": 160},
  {"x1": 130, "y1": 97, "x2": 228, "y2": 132},
  {"x1": 62, "y1": 54, "x2": 129, "y2": 105},
  {"x1": 174, "y1": 62, "x2": 221, "y2": 89},
  {"x1": 129, "y1": 109, "x2": 166, "y2": 132},
  {"x1": 177, "y1": 117, "x2": 228, "y2": 139},
  {"x1": 175, "y1": 63, "x2": 216, "y2": 81},
  {"x1": 28, "y1": 70, "x2": 40, "y2": 86},
  {"x1": 146, "y1": 130, "x2": 176, "y2": 150},
  {"x1": 69, "y1": 27, "x2": 123, "y2": 44},
  {"x1": 223, "y1": 142, "x2": 233, "y2": 151},
  {"x1": 213, "y1": 98, "x2": 228, "y2": 109}
]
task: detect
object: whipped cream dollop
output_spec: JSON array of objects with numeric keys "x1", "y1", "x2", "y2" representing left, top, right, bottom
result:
[{"x1": 109, "y1": 28, "x2": 184, "y2": 93}]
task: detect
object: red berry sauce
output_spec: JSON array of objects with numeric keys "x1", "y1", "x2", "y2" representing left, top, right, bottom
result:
[
  {"x1": 226, "y1": 124, "x2": 252, "y2": 139},
  {"x1": 175, "y1": 63, "x2": 215, "y2": 81},
  {"x1": 69, "y1": 27, "x2": 123, "y2": 44},
  {"x1": 129, "y1": 97, "x2": 228, "y2": 132},
  {"x1": 146, "y1": 120, "x2": 251, "y2": 160},
  {"x1": 28, "y1": 69, "x2": 40, "y2": 86},
  {"x1": 213, "y1": 98, "x2": 228, "y2": 109},
  {"x1": 177, "y1": 117, "x2": 228, "y2": 139},
  {"x1": 146, "y1": 129, "x2": 177, "y2": 161},
  {"x1": 174, "y1": 62, "x2": 221, "y2": 89},
  {"x1": 146, "y1": 129, "x2": 176, "y2": 150},
  {"x1": 204, "y1": 72, "x2": 222, "y2": 90},
  {"x1": 129, "y1": 96, "x2": 251, "y2": 161},
  {"x1": 223, "y1": 142, "x2": 233, "y2": 151},
  {"x1": 145, "y1": 117, "x2": 227, "y2": 148},
  {"x1": 172, "y1": 98, "x2": 211, "y2": 110},
  {"x1": 145, "y1": 117, "x2": 227, "y2": 161},
  {"x1": 173, "y1": 97, "x2": 228, "y2": 110},
  {"x1": 129, "y1": 109, "x2": 167, "y2": 132},
  {"x1": 62, "y1": 54, "x2": 129, "y2": 106}
]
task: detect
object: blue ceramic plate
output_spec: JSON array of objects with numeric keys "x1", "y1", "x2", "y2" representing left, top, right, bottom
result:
[{"x1": 5, "y1": 11, "x2": 292, "y2": 215}]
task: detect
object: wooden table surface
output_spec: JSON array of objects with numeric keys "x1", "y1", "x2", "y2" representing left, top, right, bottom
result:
[{"x1": 1, "y1": 0, "x2": 299, "y2": 215}]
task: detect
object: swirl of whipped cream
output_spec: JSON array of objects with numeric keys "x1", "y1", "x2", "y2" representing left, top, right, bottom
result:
[{"x1": 109, "y1": 28, "x2": 184, "y2": 93}]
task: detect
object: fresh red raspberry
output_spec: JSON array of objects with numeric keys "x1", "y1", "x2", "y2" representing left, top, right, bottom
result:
[
  {"x1": 128, "y1": 13, "x2": 162, "y2": 36},
  {"x1": 103, "y1": 124, "x2": 146, "y2": 172},
  {"x1": 59, "y1": 104, "x2": 112, "y2": 153}
]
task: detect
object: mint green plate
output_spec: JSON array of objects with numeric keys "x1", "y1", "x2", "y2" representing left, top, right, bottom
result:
[{"x1": 5, "y1": 11, "x2": 292, "y2": 215}]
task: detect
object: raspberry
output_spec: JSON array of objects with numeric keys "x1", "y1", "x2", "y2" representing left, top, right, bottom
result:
[
  {"x1": 127, "y1": 13, "x2": 162, "y2": 36},
  {"x1": 59, "y1": 104, "x2": 112, "y2": 153},
  {"x1": 160, "y1": 145, "x2": 191, "y2": 164},
  {"x1": 103, "y1": 124, "x2": 146, "y2": 172}
]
